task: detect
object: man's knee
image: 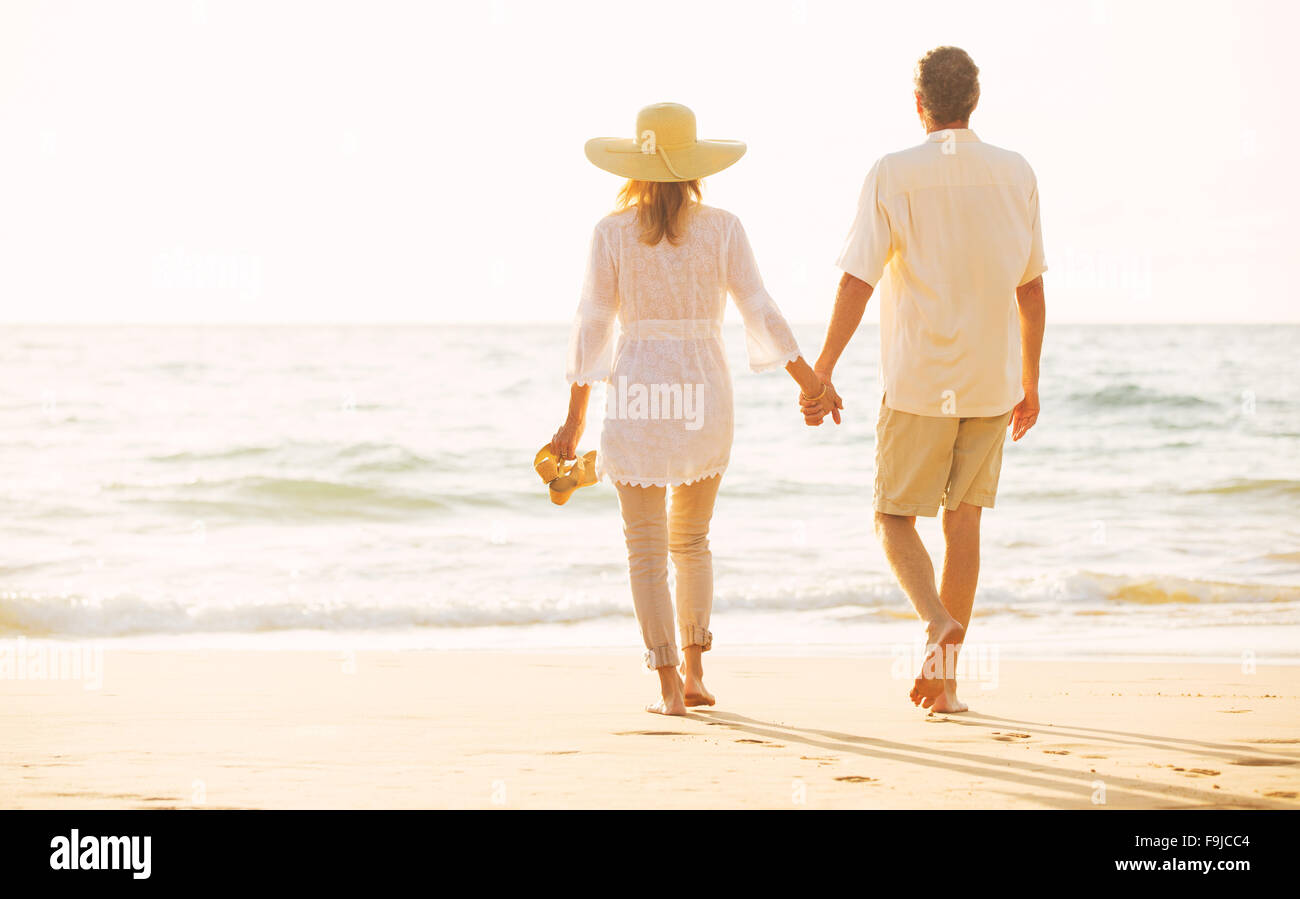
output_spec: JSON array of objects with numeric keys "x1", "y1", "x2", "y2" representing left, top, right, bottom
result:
[
  {"x1": 874, "y1": 511, "x2": 915, "y2": 537},
  {"x1": 941, "y1": 502, "x2": 982, "y2": 537}
]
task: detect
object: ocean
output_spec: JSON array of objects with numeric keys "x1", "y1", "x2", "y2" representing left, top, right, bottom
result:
[{"x1": 2, "y1": 323, "x2": 1297, "y2": 662}]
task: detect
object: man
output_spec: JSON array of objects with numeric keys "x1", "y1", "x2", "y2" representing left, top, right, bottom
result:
[{"x1": 802, "y1": 46, "x2": 1047, "y2": 713}]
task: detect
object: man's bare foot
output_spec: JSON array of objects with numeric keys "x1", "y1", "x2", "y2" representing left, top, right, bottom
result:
[
  {"x1": 910, "y1": 619, "x2": 965, "y2": 709},
  {"x1": 928, "y1": 679, "x2": 969, "y2": 714},
  {"x1": 647, "y1": 666, "x2": 687, "y2": 715}
]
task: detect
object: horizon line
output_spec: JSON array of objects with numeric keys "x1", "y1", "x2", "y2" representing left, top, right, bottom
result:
[{"x1": 2, "y1": 320, "x2": 1297, "y2": 327}]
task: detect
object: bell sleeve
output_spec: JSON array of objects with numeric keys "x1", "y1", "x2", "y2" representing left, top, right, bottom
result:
[
  {"x1": 565, "y1": 224, "x2": 620, "y2": 385},
  {"x1": 724, "y1": 216, "x2": 802, "y2": 373}
]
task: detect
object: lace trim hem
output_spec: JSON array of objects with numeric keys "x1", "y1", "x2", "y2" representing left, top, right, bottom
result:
[
  {"x1": 610, "y1": 465, "x2": 727, "y2": 489},
  {"x1": 565, "y1": 373, "x2": 609, "y2": 386},
  {"x1": 750, "y1": 348, "x2": 802, "y2": 373}
]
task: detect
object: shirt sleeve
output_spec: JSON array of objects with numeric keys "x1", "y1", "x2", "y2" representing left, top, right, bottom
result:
[
  {"x1": 565, "y1": 224, "x2": 619, "y2": 385},
  {"x1": 835, "y1": 160, "x2": 892, "y2": 287},
  {"x1": 724, "y1": 216, "x2": 802, "y2": 373},
  {"x1": 1019, "y1": 171, "x2": 1048, "y2": 286}
]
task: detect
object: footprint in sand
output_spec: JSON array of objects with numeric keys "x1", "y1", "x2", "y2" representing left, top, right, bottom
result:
[
  {"x1": 614, "y1": 730, "x2": 691, "y2": 737},
  {"x1": 1186, "y1": 768, "x2": 1221, "y2": 776},
  {"x1": 736, "y1": 738, "x2": 785, "y2": 747},
  {"x1": 991, "y1": 732, "x2": 1031, "y2": 742},
  {"x1": 1043, "y1": 749, "x2": 1070, "y2": 755},
  {"x1": 834, "y1": 775, "x2": 878, "y2": 784},
  {"x1": 801, "y1": 755, "x2": 839, "y2": 762},
  {"x1": 1081, "y1": 754, "x2": 1108, "y2": 759},
  {"x1": 1263, "y1": 790, "x2": 1297, "y2": 799},
  {"x1": 1230, "y1": 757, "x2": 1297, "y2": 766}
]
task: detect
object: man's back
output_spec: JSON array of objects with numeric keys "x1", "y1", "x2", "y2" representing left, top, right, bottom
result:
[
  {"x1": 813, "y1": 45, "x2": 1048, "y2": 715},
  {"x1": 838, "y1": 128, "x2": 1045, "y2": 418}
]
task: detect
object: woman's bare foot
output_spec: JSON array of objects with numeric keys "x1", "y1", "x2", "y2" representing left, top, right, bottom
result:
[
  {"x1": 680, "y1": 646, "x2": 715, "y2": 707},
  {"x1": 647, "y1": 666, "x2": 688, "y2": 716},
  {"x1": 645, "y1": 697, "x2": 688, "y2": 715},
  {"x1": 682, "y1": 672, "x2": 715, "y2": 707},
  {"x1": 910, "y1": 618, "x2": 965, "y2": 709},
  {"x1": 928, "y1": 679, "x2": 969, "y2": 713}
]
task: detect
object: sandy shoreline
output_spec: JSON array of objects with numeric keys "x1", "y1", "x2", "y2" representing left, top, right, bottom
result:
[{"x1": 2, "y1": 650, "x2": 1297, "y2": 809}]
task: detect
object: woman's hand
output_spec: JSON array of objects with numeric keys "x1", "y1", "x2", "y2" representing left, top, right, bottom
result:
[
  {"x1": 552, "y1": 383, "x2": 593, "y2": 461},
  {"x1": 800, "y1": 372, "x2": 843, "y2": 426},
  {"x1": 786, "y1": 357, "x2": 842, "y2": 426},
  {"x1": 551, "y1": 416, "x2": 585, "y2": 461}
]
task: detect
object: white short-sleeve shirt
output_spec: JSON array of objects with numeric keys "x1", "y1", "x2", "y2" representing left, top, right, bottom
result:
[{"x1": 837, "y1": 129, "x2": 1046, "y2": 418}]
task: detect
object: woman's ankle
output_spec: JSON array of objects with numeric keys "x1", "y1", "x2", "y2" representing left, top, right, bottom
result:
[
  {"x1": 681, "y1": 647, "x2": 705, "y2": 681},
  {"x1": 656, "y1": 665, "x2": 684, "y2": 695}
]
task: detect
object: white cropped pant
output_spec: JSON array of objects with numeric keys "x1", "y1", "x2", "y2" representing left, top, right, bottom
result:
[{"x1": 614, "y1": 474, "x2": 721, "y2": 669}]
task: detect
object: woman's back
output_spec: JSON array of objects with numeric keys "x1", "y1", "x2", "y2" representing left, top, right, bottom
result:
[
  {"x1": 568, "y1": 202, "x2": 801, "y2": 487},
  {"x1": 595, "y1": 204, "x2": 741, "y2": 326}
]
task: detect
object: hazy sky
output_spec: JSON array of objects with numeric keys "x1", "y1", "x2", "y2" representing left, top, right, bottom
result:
[{"x1": 1, "y1": 0, "x2": 1296, "y2": 323}]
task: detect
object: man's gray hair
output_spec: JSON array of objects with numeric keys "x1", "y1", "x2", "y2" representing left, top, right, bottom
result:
[{"x1": 914, "y1": 46, "x2": 980, "y2": 127}]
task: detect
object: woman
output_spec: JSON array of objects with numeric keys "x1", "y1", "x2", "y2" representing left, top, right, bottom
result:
[{"x1": 552, "y1": 103, "x2": 840, "y2": 715}]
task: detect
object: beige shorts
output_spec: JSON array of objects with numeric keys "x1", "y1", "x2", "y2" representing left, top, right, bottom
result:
[{"x1": 873, "y1": 398, "x2": 1013, "y2": 517}]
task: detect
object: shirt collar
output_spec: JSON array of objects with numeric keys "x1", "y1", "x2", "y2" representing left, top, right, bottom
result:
[{"x1": 926, "y1": 128, "x2": 980, "y2": 143}]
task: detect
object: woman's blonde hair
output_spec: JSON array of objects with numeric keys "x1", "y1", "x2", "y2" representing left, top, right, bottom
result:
[{"x1": 615, "y1": 179, "x2": 702, "y2": 246}]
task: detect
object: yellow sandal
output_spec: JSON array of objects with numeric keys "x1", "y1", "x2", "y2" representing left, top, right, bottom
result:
[
  {"x1": 535, "y1": 444, "x2": 598, "y2": 505},
  {"x1": 534, "y1": 443, "x2": 562, "y2": 484}
]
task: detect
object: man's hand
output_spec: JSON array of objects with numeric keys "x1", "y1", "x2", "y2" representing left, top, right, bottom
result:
[
  {"x1": 800, "y1": 371, "x2": 843, "y2": 426},
  {"x1": 1013, "y1": 276, "x2": 1045, "y2": 442},
  {"x1": 1010, "y1": 386, "x2": 1039, "y2": 441},
  {"x1": 807, "y1": 274, "x2": 872, "y2": 425}
]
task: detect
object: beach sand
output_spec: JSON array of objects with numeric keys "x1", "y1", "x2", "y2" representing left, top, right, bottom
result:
[{"x1": 2, "y1": 650, "x2": 1297, "y2": 809}]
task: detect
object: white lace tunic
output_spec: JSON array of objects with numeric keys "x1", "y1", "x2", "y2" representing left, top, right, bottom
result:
[{"x1": 566, "y1": 205, "x2": 802, "y2": 487}]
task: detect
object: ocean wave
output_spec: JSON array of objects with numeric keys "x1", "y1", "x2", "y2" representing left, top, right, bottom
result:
[
  {"x1": 338, "y1": 444, "x2": 438, "y2": 475},
  {"x1": 1257, "y1": 551, "x2": 1300, "y2": 564},
  {"x1": 151, "y1": 445, "x2": 277, "y2": 463},
  {"x1": 1, "y1": 571, "x2": 1295, "y2": 638},
  {"x1": 1014, "y1": 571, "x2": 1300, "y2": 606},
  {"x1": 109, "y1": 475, "x2": 448, "y2": 519},
  {"x1": 150, "y1": 440, "x2": 441, "y2": 469},
  {"x1": 1065, "y1": 383, "x2": 1218, "y2": 410},
  {"x1": 1188, "y1": 478, "x2": 1300, "y2": 498},
  {"x1": 0, "y1": 590, "x2": 632, "y2": 637}
]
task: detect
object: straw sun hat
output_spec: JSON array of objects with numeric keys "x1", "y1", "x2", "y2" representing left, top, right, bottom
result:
[{"x1": 584, "y1": 103, "x2": 746, "y2": 182}]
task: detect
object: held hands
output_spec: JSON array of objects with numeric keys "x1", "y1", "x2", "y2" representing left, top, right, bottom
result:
[{"x1": 800, "y1": 371, "x2": 843, "y2": 426}]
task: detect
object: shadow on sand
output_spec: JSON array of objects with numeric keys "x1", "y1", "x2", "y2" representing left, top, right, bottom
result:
[{"x1": 677, "y1": 708, "x2": 1297, "y2": 809}]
